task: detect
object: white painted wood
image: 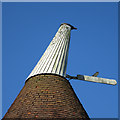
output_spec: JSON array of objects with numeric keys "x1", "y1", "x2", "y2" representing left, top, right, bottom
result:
[
  {"x1": 27, "y1": 24, "x2": 72, "y2": 79},
  {"x1": 77, "y1": 75, "x2": 117, "y2": 85}
]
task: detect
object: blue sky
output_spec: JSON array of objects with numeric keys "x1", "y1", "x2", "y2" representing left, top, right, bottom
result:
[{"x1": 2, "y1": 2, "x2": 118, "y2": 118}]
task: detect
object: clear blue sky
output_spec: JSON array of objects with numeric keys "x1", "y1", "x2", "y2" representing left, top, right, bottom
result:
[{"x1": 2, "y1": 2, "x2": 118, "y2": 118}]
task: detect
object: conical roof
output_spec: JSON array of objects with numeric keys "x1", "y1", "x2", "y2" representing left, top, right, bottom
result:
[
  {"x1": 3, "y1": 23, "x2": 90, "y2": 119},
  {"x1": 3, "y1": 74, "x2": 90, "y2": 119}
]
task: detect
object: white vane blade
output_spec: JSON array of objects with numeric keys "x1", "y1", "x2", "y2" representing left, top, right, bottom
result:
[{"x1": 77, "y1": 75, "x2": 117, "y2": 85}]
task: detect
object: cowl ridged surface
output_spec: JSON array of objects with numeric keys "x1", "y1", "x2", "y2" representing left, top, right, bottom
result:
[
  {"x1": 27, "y1": 24, "x2": 71, "y2": 80},
  {"x1": 3, "y1": 74, "x2": 90, "y2": 119}
]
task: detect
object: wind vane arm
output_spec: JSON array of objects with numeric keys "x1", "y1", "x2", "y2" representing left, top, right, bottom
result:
[{"x1": 66, "y1": 73, "x2": 117, "y2": 85}]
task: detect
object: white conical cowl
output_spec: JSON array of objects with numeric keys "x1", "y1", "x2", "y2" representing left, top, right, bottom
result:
[{"x1": 27, "y1": 23, "x2": 77, "y2": 80}]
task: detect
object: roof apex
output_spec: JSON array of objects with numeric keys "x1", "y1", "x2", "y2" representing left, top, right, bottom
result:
[{"x1": 60, "y1": 23, "x2": 77, "y2": 30}]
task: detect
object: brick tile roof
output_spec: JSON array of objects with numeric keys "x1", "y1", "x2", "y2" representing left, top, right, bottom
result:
[{"x1": 3, "y1": 74, "x2": 90, "y2": 119}]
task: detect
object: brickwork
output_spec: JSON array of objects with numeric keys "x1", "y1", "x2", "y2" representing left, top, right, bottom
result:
[{"x1": 3, "y1": 74, "x2": 90, "y2": 119}]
